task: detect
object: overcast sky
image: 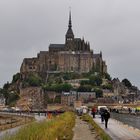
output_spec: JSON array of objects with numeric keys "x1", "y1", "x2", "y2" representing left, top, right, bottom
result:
[{"x1": 0, "y1": 0, "x2": 140, "y2": 88}]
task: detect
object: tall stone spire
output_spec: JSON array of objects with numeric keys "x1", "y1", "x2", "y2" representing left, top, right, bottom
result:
[
  {"x1": 66, "y1": 9, "x2": 74, "y2": 42},
  {"x1": 68, "y1": 10, "x2": 72, "y2": 29}
]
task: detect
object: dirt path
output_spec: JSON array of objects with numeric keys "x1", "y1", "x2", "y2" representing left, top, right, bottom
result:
[{"x1": 73, "y1": 117, "x2": 100, "y2": 140}]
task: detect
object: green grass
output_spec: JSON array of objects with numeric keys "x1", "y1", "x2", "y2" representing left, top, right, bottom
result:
[
  {"x1": 81, "y1": 114, "x2": 112, "y2": 140},
  {"x1": 3, "y1": 112, "x2": 75, "y2": 140}
]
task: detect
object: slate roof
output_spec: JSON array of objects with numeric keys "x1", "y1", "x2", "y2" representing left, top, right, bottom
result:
[
  {"x1": 49, "y1": 44, "x2": 65, "y2": 48},
  {"x1": 74, "y1": 38, "x2": 81, "y2": 41}
]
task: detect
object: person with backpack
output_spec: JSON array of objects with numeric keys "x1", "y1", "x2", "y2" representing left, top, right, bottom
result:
[
  {"x1": 103, "y1": 109, "x2": 110, "y2": 129},
  {"x1": 100, "y1": 108, "x2": 105, "y2": 123}
]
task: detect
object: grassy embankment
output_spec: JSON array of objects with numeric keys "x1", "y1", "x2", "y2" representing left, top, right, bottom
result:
[
  {"x1": 3, "y1": 112, "x2": 75, "y2": 140},
  {"x1": 81, "y1": 114, "x2": 112, "y2": 140}
]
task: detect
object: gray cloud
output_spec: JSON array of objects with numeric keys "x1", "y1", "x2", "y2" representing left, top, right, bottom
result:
[{"x1": 0, "y1": 0, "x2": 140, "y2": 87}]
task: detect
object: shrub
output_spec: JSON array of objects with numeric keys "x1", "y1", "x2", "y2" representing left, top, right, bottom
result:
[
  {"x1": 43, "y1": 83, "x2": 73, "y2": 92},
  {"x1": 25, "y1": 74, "x2": 42, "y2": 86},
  {"x1": 12, "y1": 73, "x2": 21, "y2": 83},
  {"x1": 77, "y1": 85, "x2": 92, "y2": 92}
]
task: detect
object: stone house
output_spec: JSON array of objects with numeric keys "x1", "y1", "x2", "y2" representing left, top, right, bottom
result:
[{"x1": 61, "y1": 91, "x2": 96, "y2": 106}]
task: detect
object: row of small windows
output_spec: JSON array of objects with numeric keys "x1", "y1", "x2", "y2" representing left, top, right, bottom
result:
[{"x1": 67, "y1": 38, "x2": 73, "y2": 41}]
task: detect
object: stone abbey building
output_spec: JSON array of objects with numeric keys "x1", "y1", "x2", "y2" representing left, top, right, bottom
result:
[{"x1": 20, "y1": 12, "x2": 107, "y2": 78}]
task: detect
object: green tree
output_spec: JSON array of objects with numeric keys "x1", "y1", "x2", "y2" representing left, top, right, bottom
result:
[
  {"x1": 94, "y1": 88, "x2": 103, "y2": 98},
  {"x1": 122, "y1": 79, "x2": 132, "y2": 88},
  {"x1": 80, "y1": 80, "x2": 89, "y2": 85},
  {"x1": 12, "y1": 73, "x2": 21, "y2": 83},
  {"x1": 63, "y1": 73, "x2": 71, "y2": 80},
  {"x1": 3, "y1": 82, "x2": 10, "y2": 90},
  {"x1": 2, "y1": 82, "x2": 10, "y2": 105},
  {"x1": 89, "y1": 74, "x2": 102, "y2": 86},
  {"x1": 1, "y1": 89, "x2": 9, "y2": 105},
  {"x1": 102, "y1": 84, "x2": 113, "y2": 90},
  {"x1": 60, "y1": 83, "x2": 73, "y2": 92},
  {"x1": 7, "y1": 92, "x2": 19, "y2": 106},
  {"x1": 89, "y1": 75, "x2": 96, "y2": 86},
  {"x1": 1, "y1": 87, "x2": 19, "y2": 105},
  {"x1": 77, "y1": 85, "x2": 92, "y2": 92},
  {"x1": 104, "y1": 73, "x2": 111, "y2": 81}
]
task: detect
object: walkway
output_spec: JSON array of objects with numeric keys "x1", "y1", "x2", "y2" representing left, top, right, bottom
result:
[
  {"x1": 73, "y1": 117, "x2": 100, "y2": 140},
  {"x1": 94, "y1": 115, "x2": 140, "y2": 140}
]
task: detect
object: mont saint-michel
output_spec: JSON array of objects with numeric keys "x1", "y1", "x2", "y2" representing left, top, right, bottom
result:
[
  {"x1": 20, "y1": 12, "x2": 107, "y2": 79},
  {"x1": 0, "y1": 2, "x2": 140, "y2": 139}
]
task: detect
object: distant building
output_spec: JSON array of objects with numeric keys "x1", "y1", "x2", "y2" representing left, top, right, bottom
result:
[
  {"x1": 77, "y1": 92, "x2": 96, "y2": 103},
  {"x1": 112, "y1": 78, "x2": 139, "y2": 103},
  {"x1": 102, "y1": 89, "x2": 114, "y2": 97},
  {"x1": 20, "y1": 11, "x2": 107, "y2": 80},
  {"x1": 61, "y1": 91, "x2": 96, "y2": 106},
  {"x1": 61, "y1": 91, "x2": 77, "y2": 106}
]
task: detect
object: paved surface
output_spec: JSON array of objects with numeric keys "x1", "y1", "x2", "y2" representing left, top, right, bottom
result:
[
  {"x1": 73, "y1": 117, "x2": 100, "y2": 140},
  {"x1": 94, "y1": 115, "x2": 140, "y2": 140}
]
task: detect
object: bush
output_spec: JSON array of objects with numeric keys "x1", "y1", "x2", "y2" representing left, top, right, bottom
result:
[
  {"x1": 12, "y1": 73, "x2": 21, "y2": 83},
  {"x1": 43, "y1": 83, "x2": 73, "y2": 92},
  {"x1": 25, "y1": 74, "x2": 42, "y2": 86}
]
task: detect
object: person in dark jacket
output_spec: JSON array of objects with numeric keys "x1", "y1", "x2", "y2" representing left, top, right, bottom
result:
[
  {"x1": 103, "y1": 110, "x2": 110, "y2": 129},
  {"x1": 99, "y1": 108, "x2": 105, "y2": 123}
]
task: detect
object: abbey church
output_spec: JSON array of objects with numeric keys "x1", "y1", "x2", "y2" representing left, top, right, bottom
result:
[{"x1": 20, "y1": 12, "x2": 107, "y2": 78}]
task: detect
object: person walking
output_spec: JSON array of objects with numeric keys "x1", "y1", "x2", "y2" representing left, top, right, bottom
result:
[
  {"x1": 100, "y1": 108, "x2": 105, "y2": 123},
  {"x1": 103, "y1": 110, "x2": 110, "y2": 129},
  {"x1": 92, "y1": 107, "x2": 96, "y2": 118}
]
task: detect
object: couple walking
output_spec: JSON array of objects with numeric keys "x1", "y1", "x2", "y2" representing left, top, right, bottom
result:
[{"x1": 92, "y1": 107, "x2": 110, "y2": 129}]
